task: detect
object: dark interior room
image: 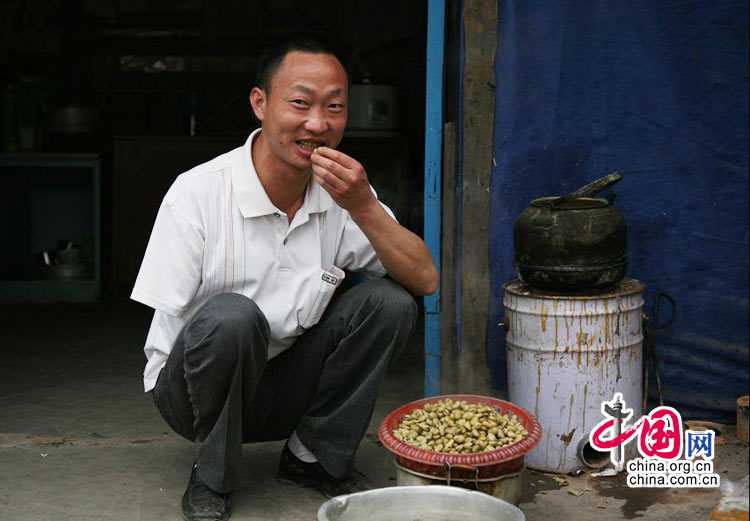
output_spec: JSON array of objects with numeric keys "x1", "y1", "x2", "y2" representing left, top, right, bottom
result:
[{"x1": 1, "y1": 1, "x2": 431, "y2": 519}]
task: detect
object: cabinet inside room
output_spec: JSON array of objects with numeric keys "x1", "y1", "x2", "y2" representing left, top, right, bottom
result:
[{"x1": 0, "y1": 155, "x2": 102, "y2": 301}]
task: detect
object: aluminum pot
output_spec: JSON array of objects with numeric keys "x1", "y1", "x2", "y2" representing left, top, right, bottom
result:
[
  {"x1": 513, "y1": 173, "x2": 626, "y2": 292},
  {"x1": 317, "y1": 485, "x2": 525, "y2": 521}
]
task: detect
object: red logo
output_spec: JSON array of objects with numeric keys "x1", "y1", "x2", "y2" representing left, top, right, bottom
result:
[{"x1": 590, "y1": 393, "x2": 684, "y2": 468}]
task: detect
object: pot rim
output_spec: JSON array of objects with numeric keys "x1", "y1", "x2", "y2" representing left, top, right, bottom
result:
[
  {"x1": 531, "y1": 196, "x2": 609, "y2": 210},
  {"x1": 516, "y1": 259, "x2": 628, "y2": 271},
  {"x1": 504, "y1": 277, "x2": 645, "y2": 299}
]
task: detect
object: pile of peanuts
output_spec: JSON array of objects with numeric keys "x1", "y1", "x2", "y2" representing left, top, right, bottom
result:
[{"x1": 392, "y1": 399, "x2": 528, "y2": 454}]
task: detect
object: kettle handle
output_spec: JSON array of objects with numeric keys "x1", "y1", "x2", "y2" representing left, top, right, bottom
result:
[{"x1": 553, "y1": 171, "x2": 622, "y2": 206}]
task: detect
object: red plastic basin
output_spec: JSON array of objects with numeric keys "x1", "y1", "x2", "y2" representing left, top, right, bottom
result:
[{"x1": 378, "y1": 394, "x2": 542, "y2": 480}]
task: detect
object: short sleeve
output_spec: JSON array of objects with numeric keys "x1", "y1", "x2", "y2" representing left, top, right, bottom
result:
[
  {"x1": 334, "y1": 200, "x2": 396, "y2": 277},
  {"x1": 142, "y1": 309, "x2": 187, "y2": 391},
  {"x1": 130, "y1": 197, "x2": 204, "y2": 316}
]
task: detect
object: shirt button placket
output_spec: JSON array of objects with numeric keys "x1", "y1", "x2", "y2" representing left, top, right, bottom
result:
[{"x1": 274, "y1": 213, "x2": 285, "y2": 262}]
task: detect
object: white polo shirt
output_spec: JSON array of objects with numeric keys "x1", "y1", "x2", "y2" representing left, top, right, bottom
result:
[{"x1": 132, "y1": 129, "x2": 393, "y2": 392}]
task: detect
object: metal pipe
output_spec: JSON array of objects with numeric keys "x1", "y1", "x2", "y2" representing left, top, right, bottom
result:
[
  {"x1": 577, "y1": 438, "x2": 611, "y2": 470},
  {"x1": 423, "y1": 0, "x2": 446, "y2": 397}
]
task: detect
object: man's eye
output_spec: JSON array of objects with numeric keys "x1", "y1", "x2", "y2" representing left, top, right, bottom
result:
[
  {"x1": 291, "y1": 99, "x2": 308, "y2": 107},
  {"x1": 329, "y1": 104, "x2": 345, "y2": 112}
]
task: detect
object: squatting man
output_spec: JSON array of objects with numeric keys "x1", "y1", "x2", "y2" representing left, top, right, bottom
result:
[{"x1": 131, "y1": 35, "x2": 438, "y2": 521}]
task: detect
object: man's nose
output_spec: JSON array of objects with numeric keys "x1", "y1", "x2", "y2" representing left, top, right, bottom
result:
[{"x1": 304, "y1": 107, "x2": 328, "y2": 134}]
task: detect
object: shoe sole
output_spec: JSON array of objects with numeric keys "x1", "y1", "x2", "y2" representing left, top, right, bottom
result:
[
  {"x1": 182, "y1": 510, "x2": 231, "y2": 521},
  {"x1": 182, "y1": 492, "x2": 231, "y2": 521}
]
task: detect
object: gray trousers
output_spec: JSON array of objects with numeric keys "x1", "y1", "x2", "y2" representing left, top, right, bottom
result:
[{"x1": 151, "y1": 278, "x2": 417, "y2": 493}]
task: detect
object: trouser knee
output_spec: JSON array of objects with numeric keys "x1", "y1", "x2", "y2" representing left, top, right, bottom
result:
[
  {"x1": 182, "y1": 293, "x2": 270, "y2": 366},
  {"x1": 344, "y1": 278, "x2": 417, "y2": 359},
  {"x1": 360, "y1": 278, "x2": 418, "y2": 326}
]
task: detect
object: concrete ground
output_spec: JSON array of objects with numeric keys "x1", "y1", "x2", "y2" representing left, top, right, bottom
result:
[{"x1": 1, "y1": 301, "x2": 747, "y2": 520}]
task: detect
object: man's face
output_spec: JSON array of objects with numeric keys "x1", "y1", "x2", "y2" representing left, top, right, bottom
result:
[{"x1": 251, "y1": 51, "x2": 348, "y2": 174}]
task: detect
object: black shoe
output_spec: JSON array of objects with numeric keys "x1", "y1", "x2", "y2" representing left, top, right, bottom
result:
[
  {"x1": 182, "y1": 463, "x2": 232, "y2": 521},
  {"x1": 277, "y1": 444, "x2": 369, "y2": 498}
]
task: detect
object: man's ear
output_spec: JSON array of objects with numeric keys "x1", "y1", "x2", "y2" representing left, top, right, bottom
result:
[{"x1": 250, "y1": 87, "x2": 266, "y2": 122}]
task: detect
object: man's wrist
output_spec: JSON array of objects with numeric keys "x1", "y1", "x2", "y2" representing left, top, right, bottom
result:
[{"x1": 348, "y1": 198, "x2": 383, "y2": 227}]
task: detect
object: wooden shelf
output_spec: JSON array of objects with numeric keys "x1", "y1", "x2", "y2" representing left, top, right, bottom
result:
[
  {"x1": 93, "y1": 71, "x2": 254, "y2": 93},
  {"x1": 0, "y1": 280, "x2": 100, "y2": 303}
]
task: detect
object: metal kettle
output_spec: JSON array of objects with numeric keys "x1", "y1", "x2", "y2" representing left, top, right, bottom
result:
[{"x1": 513, "y1": 173, "x2": 627, "y2": 292}]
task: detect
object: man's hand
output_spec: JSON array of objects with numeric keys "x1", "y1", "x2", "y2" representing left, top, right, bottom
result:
[
  {"x1": 310, "y1": 147, "x2": 379, "y2": 218},
  {"x1": 310, "y1": 147, "x2": 438, "y2": 297}
]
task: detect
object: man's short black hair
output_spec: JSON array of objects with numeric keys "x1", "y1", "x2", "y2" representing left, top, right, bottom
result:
[{"x1": 255, "y1": 33, "x2": 350, "y2": 93}]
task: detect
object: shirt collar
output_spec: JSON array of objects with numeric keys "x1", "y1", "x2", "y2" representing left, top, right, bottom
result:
[
  {"x1": 303, "y1": 168, "x2": 334, "y2": 214},
  {"x1": 232, "y1": 128, "x2": 334, "y2": 218}
]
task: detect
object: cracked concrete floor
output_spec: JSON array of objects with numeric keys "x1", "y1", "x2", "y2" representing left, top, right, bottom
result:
[{"x1": 1, "y1": 301, "x2": 747, "y2": 520}]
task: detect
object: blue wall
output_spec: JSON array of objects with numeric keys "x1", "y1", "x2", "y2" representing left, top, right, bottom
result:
[{"x1": 487, "y1": 1, "x2": 748, "y2": 422}]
